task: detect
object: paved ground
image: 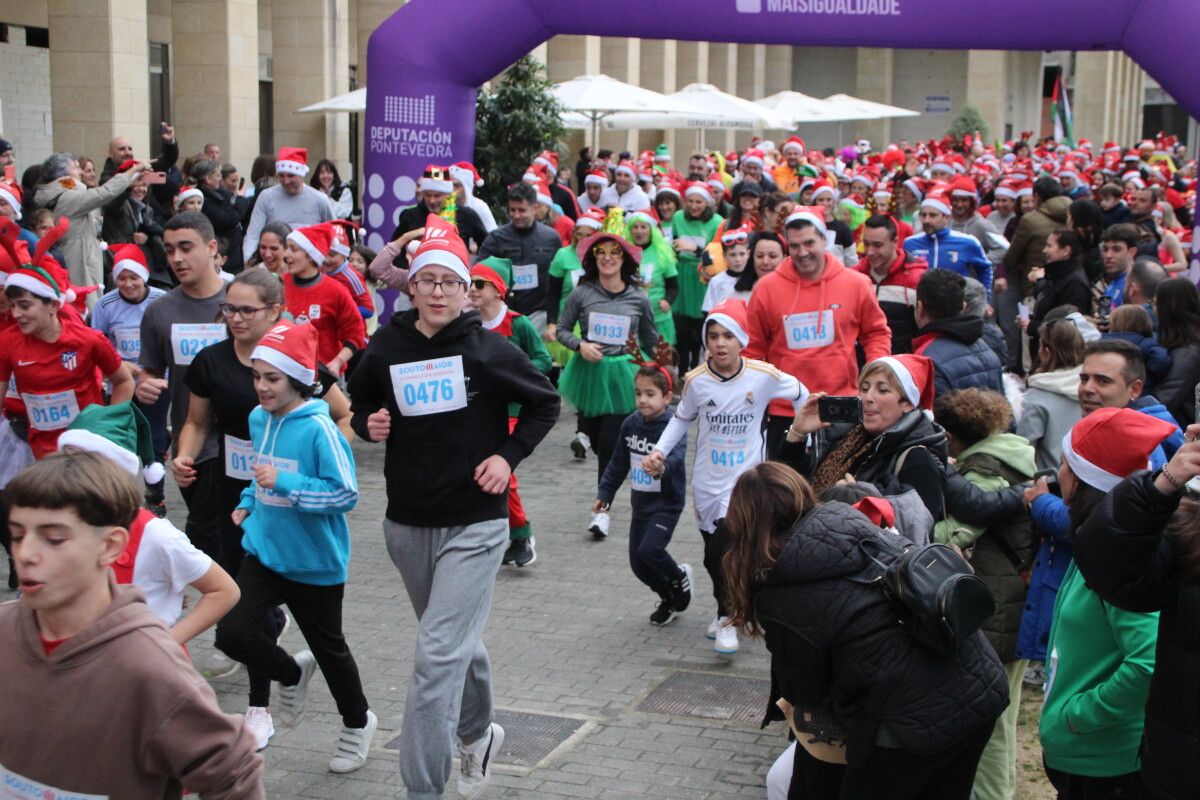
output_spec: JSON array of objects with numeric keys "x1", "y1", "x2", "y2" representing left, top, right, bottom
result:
[{"x1": 180, "y1": 409, "x2": 789, "y2": 799}]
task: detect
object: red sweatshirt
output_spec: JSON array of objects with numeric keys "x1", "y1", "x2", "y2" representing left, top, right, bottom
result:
[
  {"x1": 283, "y1": 272, "x2": 366, "y2": 368},
  {"x1": 744, "y1": 252, "x2": 891, "y2": 415}
]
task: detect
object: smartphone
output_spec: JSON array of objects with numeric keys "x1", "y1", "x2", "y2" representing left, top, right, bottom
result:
[
  {"x1": 142, "y1": 171, "x2": 167, "y2": 185},
  {"x1": 818, "y1": 396, "x2": 862, "y2": 424},
  {"x1": 1097, "y1": 295, "x2": 1112, "y2": 324},
  {"x1": 1034, "y1": 467, "x2": 1062, "y2": 497},
  {"x1": 1018, "y1": 304, "x2": 1030, "y2": 322}
]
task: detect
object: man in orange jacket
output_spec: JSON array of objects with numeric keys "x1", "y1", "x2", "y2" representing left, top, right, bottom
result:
[{"x1": 744, "y1": 206, "x2": 892, "y2": 456}]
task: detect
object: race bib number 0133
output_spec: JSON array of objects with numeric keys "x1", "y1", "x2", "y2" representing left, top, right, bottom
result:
[
  {"x1": 588, "y1": 313, "x2": 631, "y2": 346},
  {"x1": 390, "y1": 355, "x2": 468, "y2": 417}
]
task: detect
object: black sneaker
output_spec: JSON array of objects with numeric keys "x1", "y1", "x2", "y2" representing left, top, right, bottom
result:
[
  {"x1": 650, "y1": 598, "x2": 679, "y2": 626},
  {"x1": 501, "y1": 541, "x2": 520, "y2": 566},
  {"x1": 511, "y1": 538, "x2": 537, "y2": 568},
  {"x1": 670, "y1": 564, "x2": 694, "y2": 613}
]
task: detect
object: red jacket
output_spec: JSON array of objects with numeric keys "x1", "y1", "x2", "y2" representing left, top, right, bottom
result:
[
  {"x1": 745, "y1": 252, "x2": 891, "y2": 415},
  {"x1": 854, "y1": 251, "x2": 927, "y2": 353}
]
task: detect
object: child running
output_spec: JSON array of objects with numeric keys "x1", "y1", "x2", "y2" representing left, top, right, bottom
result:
[
  {"x1": 282, "y1": 221, "x2": 366, "y2": 376},
  {"x1": 643, "y1": 298, "x2": 808, "y2": 655},
  {"x1": 701, "y1": 225, "x2": 753, "y2": 312},
  {"x1": 215, "y1": 319, "x2": 376, "y2": 773},
  {"x1": 595, "y1": 346, "x2": 693, "y2": 625}
]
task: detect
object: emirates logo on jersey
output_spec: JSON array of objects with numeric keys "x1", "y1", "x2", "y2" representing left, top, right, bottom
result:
[{"x1": 60, "y1": 351, "x2": 77, "y2": 371}]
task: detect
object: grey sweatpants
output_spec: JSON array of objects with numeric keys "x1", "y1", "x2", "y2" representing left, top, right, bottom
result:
[{"x1": 384, "y1": 517, "x2": 507, "y2": 800}]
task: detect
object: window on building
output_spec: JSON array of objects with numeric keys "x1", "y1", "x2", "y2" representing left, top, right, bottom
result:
[
  {"x1": 149, "y1": 43, "x2": 171, "y2": 150},
  {"x1": 259, "y1": 54, "x2": 274, "y2": 156},
  {"x1": 24, "y1": 26, "x2": 48, "y2": 48}
]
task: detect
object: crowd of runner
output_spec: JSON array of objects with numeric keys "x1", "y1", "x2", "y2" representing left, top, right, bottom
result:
[{"x1": 0, "y1": 125, "x2": 1199, "y2": 800}]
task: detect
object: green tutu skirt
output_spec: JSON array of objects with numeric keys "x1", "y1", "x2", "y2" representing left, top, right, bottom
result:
[
  {"x1": 654, "y1": 312, "x2": 676, "y2": 346},
  {"x1": 559, "y1": 353, "x2": 639, "y2": 417},
  {"x1": 547, "y1": 323, "x2": 581, "y2": 367}
]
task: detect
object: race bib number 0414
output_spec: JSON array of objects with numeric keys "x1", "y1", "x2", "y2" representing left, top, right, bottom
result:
[{"x1": 390, "y1": 355, "x2": 468, "y2": 417}]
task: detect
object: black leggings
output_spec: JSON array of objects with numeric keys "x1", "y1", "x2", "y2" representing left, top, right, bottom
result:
[
  {"x1": 216, "y1": 556, "x2": 369, "y2": 728},
  {"x1": 629, "y1": 511, "x2": 683, "y2": 596},
  {"x1": 701, "y1": 521, "x2": 731, "y2": 617},
  {"x1": 179, "y1": 457, "x2": 222, "y2": 562},
  {"x1": 1044, "y1": 763, "x2": 1148, "y2": 799},
  {"x1": 836, "y1": 722, "x2": 992, "y2": 799},
  {"x1": 674, "y1": 314, "x2": 704, "y2": 374},
  {"x1": 578, "y1": 412, "x2": 627, "y2": 484}
]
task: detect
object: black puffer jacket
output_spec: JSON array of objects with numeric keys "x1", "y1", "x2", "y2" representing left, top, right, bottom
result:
[
  {"x1": 755, "y1": 502, "x2": 1008, "y2": 766},
  {"x1": 1074, "y1": 471, "x2": 1200, "y2": 800}
]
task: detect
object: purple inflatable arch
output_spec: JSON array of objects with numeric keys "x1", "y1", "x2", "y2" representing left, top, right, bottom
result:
[{"x1": 363, "y1": 0, "x2": 1197, "y2": 256}]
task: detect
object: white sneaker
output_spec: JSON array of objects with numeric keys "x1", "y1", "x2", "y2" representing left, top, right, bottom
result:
[
  {"x1": 706, "y1": 615, "x2": 721, "y2": 640},
  {"x1": 276, "y1": 649, "x2": 317, "y2": 726},
  {"x1": 202, "y1": 651, "x2": 239, "y2": 678},
  {"x1": 570, "y1": 431, "x2": 590, "y2": 460},
  {"x1": 588, "y1": 511, "x2": 610, "y2": 539},
  {"x1": 714, "y1": 618, "x2": 739, "y2": 654},
  {"x1": 243, "y1": 706, "x2": 274, "y2": 752},
  {"x1": 458, "y1": 722, "x2": 505, "y2": 799},
  {"x1": 329, "y1": 709, "x2": 378, "y2": 773}
]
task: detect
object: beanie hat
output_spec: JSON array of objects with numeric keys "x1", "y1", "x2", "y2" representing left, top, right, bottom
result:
[
  {"x1": 782, "y1": 136, "x2": 806, "y2": 155},
  {"x1": 1062, "y1": 407, "x2": 1176, "y2": 492},
  {"x1": 287, "y1": 221, "x2": 335, "y2": 265},
  {"x1": 533, "y1": 150, "x2": 559, "y2": 175},
  {"x1": 584, "y1": 169, "x2": 609, "y2": 188},
  {"x1": 0, "y1": 181, "x2": 22, "y2": 221},
  {"x1": 58, "y1": 402, "x2": 165, "y2": 483},
  {"x1": 705, "y1": 298, "x2": 751, "y2": 348},
  {"x1": 251, "y1": 320, "x2": 319, "y2": 387},
  {"x1": 275, "y1": 146, "x2": 309, "y2": 178},
  {"x1": 575, "y1": 207, "x2": 605, "y2": 231},
  {"x1": 921, "y1": 187, "x2": 953, "y2": 216},
  {"x1": 410, "y1": 214, "x2": 470, "y2": 283},
  {"x1": 0, "y1": 139, "x2": 11, "y2": 156},
  {"x1": 653, "y1": 144, "x2": 671, "y2": 162},
  {"x1": 783, "y1": 205, "x2": 828, "y2": 236},
  {"x1": 174, "y1": 186, "x2": 203, "y2": 210},
  {"x1": 418, "y1": 164, "x2": 453, "y2": 194},
  {"x1": 871, "y1": 354, "x2": 934, "y2": 411},
  {"x1": 470, "y1": 256, "x2": 512, "y2": 295},
  {"x1": 109, "y1": 243, "x2": 149, "y2": 282}
]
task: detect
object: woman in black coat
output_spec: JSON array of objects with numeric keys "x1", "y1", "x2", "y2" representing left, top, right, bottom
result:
[
  {"x1": 191, "y1": 158, "x2": 245, "y2": 272},
  {"x1": 1029, "y1": 228, "x2": 1092, "y2": 332},
  {"x1": 723, "y1": 461, "x2": 1008, "y2": 800},
  {"x1": 1073, "y1": 432, "x2": 1200, "y2": 800},
  {"x1": 1153, "y1": 276, "x2": 1200, "y2": 426}
]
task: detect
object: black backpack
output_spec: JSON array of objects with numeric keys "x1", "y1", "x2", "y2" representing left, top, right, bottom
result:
[{"x1": 856, "y1": 536, "x2": 996, "y2": 657}]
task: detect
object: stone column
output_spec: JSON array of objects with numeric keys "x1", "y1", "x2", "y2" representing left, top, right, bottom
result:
[
  {"x1": 172, "y1": 0, "x2": 259, "y2": 170},
  {"x1": 548, "y1": 35, "x2": 601, "y2": 156},
  {"x1": 854, "y1": 47, "x2": 894, "y2": 148},
  {"x1": 1074, "y1": 51, "x2": 1144, "y2": 147},
  {"x1": 764, "y1": 46, "x2": 793, "y2": 98},
  {"x1": 47, "y1": 0, "x2": 149, "y2": 161},
  {"x1": 966, "y1": 50, "x2": 1006, "y2": 144},
  {"x1": 675, "y1": 41, "x2": 709, "y2": 156},
  {"x1": 739, "y1": 44, "x2": 771, "y2": 150},
  {"x1": 600, "y1": 37, "x2": 641, "y2": 153},
  {"x1": 640, "y1": 39, "x2": 677, "y2": 156},
  {"x1": 708, "y1": 43, "x2": 738, "y2": 152}
]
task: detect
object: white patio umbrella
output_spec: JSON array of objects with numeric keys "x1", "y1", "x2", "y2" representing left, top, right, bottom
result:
[
  {"x1": 553, "y1": 74, "x2": 722, "y2": 148},
  {"x1": 755, "y1": 90, "x2": 850, "y2": 125},
  {"x1": 298, "y1": 87, "x2": 366, "y2": 113},
  {"x1": 821, "y1": 93, "x2": 919, "y2": 121},
  {"x1": 600, "y1": 83, "x2": 795, "y2": 132}
]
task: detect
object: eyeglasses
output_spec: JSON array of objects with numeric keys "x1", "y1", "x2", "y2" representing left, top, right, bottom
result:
[
  {"x1": 592, "y1": 244, "x2": 623, "y2": 259},
  {"x1": 470, "y1": 279, "x2": 491, "y2": 290},
  {"x1": 412, "y1": 278, "x2": 465, "y2": 296},
  {"x1": 219, "y1": 303, "x2": 274, "y2": 319},
  {"x1": 721, "y1": 231, "x2": 749, "y2": 245}
]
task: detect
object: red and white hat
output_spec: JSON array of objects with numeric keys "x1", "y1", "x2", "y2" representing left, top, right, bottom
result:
[
  {"x1": 1062, "y1": 407, "x2": 1177, "y2": 492},
  {"x1": 275, "y1": 146, "x2": 309, "y2": 178},
  {"x1": 329, "y1": 220, "x2": 358, "y2": 257},
  {"x1": 533, "y1": 150, "x2": 559, "y2": 175},
  {"x1": 902, "y1": 176, "x2": 928, "y2": 201},
  {"x1": 0, "y1": 181, "x2": 22, "y2": 220},
  {"x1": 627, "y1": 208, "x2": 659, "y2": 228},
  {"x1": 993, "y1": 179, "x2": 1020, "y2": 200},
  {"x1": 584, "y1": 168, "x2": 609, "y2": 188},
  {"x1": 410, "y1": 214, "x2": 470, "y2": 283},
  {"x1": 174, "y1": 186, "x2": 203, "y2": 210},
  {"x1": 574, "y1": 207, "x2": 605, "y2": 231},
  {"x1": 522, "y1": 164, "x2": 549, "y2": 185},
  {"x1": 720, "y1": 224, "x2": 754, "y2": 246},
  {"x1": 251, "y1": 320, "x2": 318, "y2": 387},
  {"x1": 533, "y1": 181, "x2": 554, "y2": 208},
  {"x1": 705, "y1": 298, "x2": 751, "y2": 348},
  {"x1": 450, "y1": 161, "x2": 485, "y2": 188},
  {"x1": 741, "y1": 149, "x2": 766, "y2": 168},
  {"x1": 921, "y1": 187, "x2": 953, "y2": 216},
  {"x1": 287, "y1": 221, "x2": 335, "y2": 265},
  {"x1": 685, "y1": 180, "x2": 714, "y2": 201},
  {"x1": 419, "y1": 165, "x2": 454, "y2": 194},
  {"x1": 949, "y1": 175, "x2": 978, "y2": 200},
  {"x1": 614, "y1": 160, "x2": 637, "y2": 179},
  {"x1": 6, "y1": 264, "x2": 67, "y2": 303},
  {"x1": 783, "y1": 205, "x2": 827, "y2": 236},
  {"x1": 871, "y1": 354, "x2": 934, "y2": 411},
  {"x1": 656, "y1": 180, "x2": 682, "y2": 200},
  {"x1": 781, "y1": 136, "x2": 806, "y2": 155},
  {"x1": 810, "y1": 178, "x2": 836, "y2": 201},
  {"x1": 109, "y1": 243, "x2": 149, "y2": 282}
]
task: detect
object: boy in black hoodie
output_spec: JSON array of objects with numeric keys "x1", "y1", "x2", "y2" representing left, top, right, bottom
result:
[{"x1": 348, "y1": 215, "x2": 558, "y2": 800}]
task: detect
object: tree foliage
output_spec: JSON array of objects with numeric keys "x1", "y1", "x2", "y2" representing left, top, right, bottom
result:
[
  {"x1": 946, "y1": 104, "x2": 990, "y2": 144},
  {"x1": 474, "y1": 56, "x2": 566, "y2": 215}
]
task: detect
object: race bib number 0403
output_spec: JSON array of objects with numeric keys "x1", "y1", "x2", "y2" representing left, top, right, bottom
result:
[{"x1": 390, "y1": 355, "x2": 468, "y2": 417}]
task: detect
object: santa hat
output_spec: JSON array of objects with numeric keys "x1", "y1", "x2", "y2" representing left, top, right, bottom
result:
[
  {"x1": 584, "y1": 169, "x2": 609, "y2": 188},
  {"x1": 410, "y1": 214, "x2": 470, "y2": 283},
  {"x1": 929, "y1": 158, "x2": 954, "y2": 176},
  {"x1": 58, "y1": 401, "x2": 165, "y2": 484},
  {"x1": 782, "y1": 136, "x2": 806, "y2": 155},
  {"x1": 810, "y1": 179, "x2": 836, "y2": 201},
  {"x1": 741, "y1": 149, "x2": 766, "y2": 168},
  {"x1": 871, "y1": 354, "x2": 934, "y2": 411},
  {"x1": 872, "y1": 182, "x2": 893, "y2": 205},
  {"x1": 0, "y1": 182, "x2": 22, "y2": 221},
  {"x1": 418, "y1": 164, "x2": 454, "y2": 194},
  {"x1": 6, "y1": 264, "x2": 67, "y2": 303},
  {"x1": 287, "y1": 221, "x2": 335, "y2": 265},
  {"x1": 533, "y1": 181, "x2": 554, "y2": 208},
  {"x1": 108, "y1": 243, "x2": 149, "y2": 282},
  {"x1": 533, "y1": 150, "x2": 559, "y2": 175},
  {"x1": 656, "y1": 180, "x2": 682, "y2": 200},
  {"x1": 856, "y1": 139, "x2": 872, "y2": 154},
  {"x1": 470, "y1": 256, "x2": 512, "y2": 295},
  {"x1": 783, "y1": 205, "x2": 827, "y2": 236},
  {"x1": 627, "y1": 208, "x2": 659, "y2": 228},
  {"x1": 329, "y1": 220, "x2": 358, "y2": 257},
  {"x1": 902, "y1": 176, "x2": 927, "y2": 201},
  {"x1": 993, "y1": 180, "x2": 1020, "y2": 200},
  {"x1": 653, "y1": 144, "x2": 672, "y2": 162},
  {"x1": 251, "y1": 320, "x2": 319, "y2": 387},
  {"x1": 1062, "y1": 407, "x2": 1176, "y2": 492},
  {"x1": 685, "y1": 180, "x2": 714, "y2": 201},
  {"x1": 174, "y1": 186, "x2": 203, "y2": 210},
  {"x1": 1102, "y1": 141, "x2": 1121, "y2": 155},
  {"x1": 921, "y1": 187, "x2": 953, "y2": 216},
  {"x1": 574, "y1": 207, "x2": 605, "y2": 231},
  {"x1": 705, "y1": 298, "x2": 751, "y2": 348},
  {"x1": 949, "y1": 175, "x2": 978, "y2": 200},
  {"x1": 852, "y1": 496, "x2": 896, "y2": 529},
  {"x1": 450, "y1": 161, "x2": 485, "y2": 188},
  {"x1": 614, "y1": 160, "x2": 637, "y2": 179},
  {"x1": 275, "y1": 146, "x2": 309, "y2": 178}
]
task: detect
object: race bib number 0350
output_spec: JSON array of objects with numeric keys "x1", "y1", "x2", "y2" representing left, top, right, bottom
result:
[
  {"x1": 783, "y1": 310, "x2": 835, "y2": 350},
  {"x1": 390, "y1": 356, "x2": 468, "y2": 417},
  {"x1": 170, "y1": 323, "x2": 227, "y2": 366}
]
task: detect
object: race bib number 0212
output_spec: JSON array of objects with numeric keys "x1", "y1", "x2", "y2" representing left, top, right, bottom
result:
[{"x1": 390, "y1": 355, "x2": 468, "y2": 417}]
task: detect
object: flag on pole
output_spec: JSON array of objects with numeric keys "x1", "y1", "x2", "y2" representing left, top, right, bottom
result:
[{"x1": 1051, "y1": 68, "x2": 1075, "y2": 147}]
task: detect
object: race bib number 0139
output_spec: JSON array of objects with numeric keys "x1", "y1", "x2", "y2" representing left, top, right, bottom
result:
[
  {"x1": 783, "y1": 310, "x2": 835, "y2": 350},
  {"x1": 170, "y1": 323, "x2": 227, "y2": 366},
  {"x1": 390, "y1": 355, "x2": 468, "y2": 417}
]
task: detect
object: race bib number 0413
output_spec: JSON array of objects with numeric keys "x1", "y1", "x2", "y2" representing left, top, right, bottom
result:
[
  {"x1": 390, "y1": 355, "x2": 468, "y2": 417},
  {"x1": 783, "y1": 310, "x2": 835, "y2": 350}
]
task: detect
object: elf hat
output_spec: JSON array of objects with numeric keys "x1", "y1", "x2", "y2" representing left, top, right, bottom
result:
[
  {"x1": 575, "y1": 207, "x2": 606, "y2": 231},
  {"x1": 58, "y1": 401, "x2": 165, "y2": 483},
  {"x1": 470, "y1": 256, "x2": 512, "y2": 295},
  {"x1": 653, "y1": 144, "x2": 672, "y2": 162},
  {"x1": 328, "y1": 219, "x2": 359, "y2": 257},
  {"x1": 782, "y1": 136, "x2": 806, "y2": 155},
  {"x1": 418, "y1": 164, "x2": 453, "y2": 194},
  {"x1": 287, "y1": 221, "x2": 335, "y2": 265},
  {"x1": 1062, "y1": 407, "x2": 1177, "y2": 492},
  {"x1": 174, "y1": 186, "x2": 203, "y2": 210},
  {"x1": 533, "y1": 150, "x2": 559, "y2": 175},
  {"x1": 870, "y1": 354, "x2": 935, "y2": 411},
  {"x1": 275, "y1": 146, "x2": 309, "y2": 178},
  {"x1": 252, "y1": 319, "x2": 319, "y2": 387},
  {"x1": 584, "y1": 169, "x2": 609, "y2": 188},
  {"x1": 0, "y1": 181, "x2": 22, "y2": 220},
  {"x1": 108, "y1": 243, "x2": 149, "y2": 282},
  {"x1": 705, "y1": 298, "x2": 751, "y2": 348},
  {"x1": 921, "y1": 187, "x2": 953, "y2": 216},
  {"x1": 409, "y1": 213, "x2": 470, "y2": 283},
  {"x1": 783, "y1": 205, "x2": 828, "y2": 236}
]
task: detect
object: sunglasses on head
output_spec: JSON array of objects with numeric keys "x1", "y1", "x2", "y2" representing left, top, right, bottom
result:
[{"x1": 721, "y1": 231, "x2": 749, "y2": 245}]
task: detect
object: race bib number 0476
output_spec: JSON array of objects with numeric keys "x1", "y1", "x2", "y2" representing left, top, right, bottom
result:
[{"x1": 390, "y1": 355, "x2": 468, "y2": 417}]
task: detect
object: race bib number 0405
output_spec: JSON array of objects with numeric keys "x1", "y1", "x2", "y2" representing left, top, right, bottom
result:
[{"x1": 390, "y1": 355, "x2": 468, "y2": 417}]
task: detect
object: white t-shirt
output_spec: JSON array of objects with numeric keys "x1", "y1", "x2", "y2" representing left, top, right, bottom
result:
[
  {"x1": 598, "y1": 184, "x2": 651, "y2": 212},
  {"x1": 702, "y1": 271, "x2": 741, "y2": 313},
  {"x1": 653, "y1": 358, "x2": 808, "y2": 531},
  {"x1": 133, "y1": 517, "x2": 213, "y2": 626}
]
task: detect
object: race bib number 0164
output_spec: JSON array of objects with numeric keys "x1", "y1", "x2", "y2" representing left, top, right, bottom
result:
[
  {"x1": 22, "y1": 390, "x2": 80, "y2": 431},
  {"x1": 390, "y1": 355, "x2": 468, "y2": 417}
]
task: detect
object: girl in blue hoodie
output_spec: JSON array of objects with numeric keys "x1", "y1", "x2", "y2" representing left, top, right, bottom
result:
[{"x1": 215, "y1": 319, "x2": 376, "y2": 774}]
